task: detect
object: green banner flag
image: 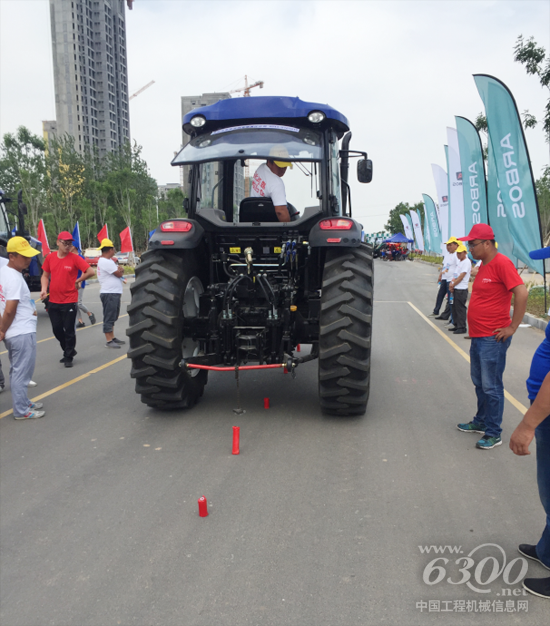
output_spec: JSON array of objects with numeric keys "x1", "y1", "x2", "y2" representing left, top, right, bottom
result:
[
  {"x1": 422, "y1": 194, "x2": 442, "y2": 255},
  {"x1": 455, "y1": 116, "x2": 488, "y2": 232},
  {"x1": 474, "y1": 74, "x2": 543, "y2": 274}
]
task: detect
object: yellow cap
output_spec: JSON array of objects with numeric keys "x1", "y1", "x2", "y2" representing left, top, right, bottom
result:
[
  {"x1": 444, "y1": 237, "x2": 460, "y2": 245},
  {"x1": 99, "y1": 238, "x2": 115, "y2": 249},
  {"x1": 269, "y1": 146, "x2": 293, "y2": 169},
  {"x1": 6, "y1": 236, "x2": 40, "y2": 257},
  {"x1": 456, "y1": 244, "x2": 467, "y2": 253},
  {"x1": 274, "y1": 160, "x2": 293, "y2": 169}
]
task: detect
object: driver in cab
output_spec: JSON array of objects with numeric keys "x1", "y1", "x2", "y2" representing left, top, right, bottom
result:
[{"x1": 250, "y1": 147, "x2": 293, "y2": 222}]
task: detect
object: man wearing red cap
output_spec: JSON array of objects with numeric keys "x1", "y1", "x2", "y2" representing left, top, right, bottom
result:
[
  {"x1": 40, "y1": 232, "x2": 95, "y2": 367},
  {"x1": 456, "y1": 224, "x2": 528, "y2": 449}
]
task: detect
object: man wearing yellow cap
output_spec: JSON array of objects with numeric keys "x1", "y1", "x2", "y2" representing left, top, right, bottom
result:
[
  {"x1": 97, "y1": 238, "x2": 125, "y2": 349},
  {"x1": 448, "y1": 243, "x2": 471, "y2": 334},
  {"x1": 432, "y1": 237, "x2": 459, "y2": 322},
  {"x1": 0, "y1": 237, "x2": 44, "y2": 419},
  {"x1": 250, "y1": 150, "x2": 293, "y2": 222}
]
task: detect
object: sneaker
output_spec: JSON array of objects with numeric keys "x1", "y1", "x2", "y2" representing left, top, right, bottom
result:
[
  {"x1": 77, "y1": 321, "x2": 86, "y2": 328},
  {"x1": 106, "y1": 340, "x2": 121, "y2": 349},
  {"x1": 14, "y1": 409, "x2": 45, "y2": 420},
  {"x1": 428, "y1": 312, "x2": 438, "y2": 317},
  {"x1": 435, "y1": 315, "x2": 449, "y2": 320},
  {"x1": 447, "y1": 326, "x2": 457, "y2": 331},
  {"x1": 64, "y1": 359, "x2": 73, "y2": 368},
  {"x1": 518, "y1": 544, "x2": 550, "y2": 571},
  {"x1": 522, "y1": 576, "x2": 550, "y2": 599},
  {"x1": 89, "y1": 312, "x2": 96, "y2": 325},
  {"x1": 28, "y1": 380, "x2": 37, "y2": 387},
  {"x1": 457, "y1": 421, "x2": 486, "y2": 433},
  {"x1": 0, "y1": 384, "x2": 4, "y2": 393},
  {"x1": 112, "y1": 337, "x2": 126, "y2": 345},
  {"x1": 453, "y1": 328, "x2": 467, "y2": 334},
  {"x1": 476, "y1": 435, "x2": 502, "y2": 449},
  {"x1": 60, "y1": 357, "x2": 67, "y2": 363},
  {"x1": 28, "y1": 402, "x2": 44, "y2": 410}
]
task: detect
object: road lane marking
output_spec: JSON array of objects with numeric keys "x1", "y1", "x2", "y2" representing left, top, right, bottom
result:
[
  {"x1": 407, "y1": 301, "x2": 527, "y2": 416},
  {"x1": 0, "y1": 354, "x2": 127, "y2": 419},
  {"x1": 0, "y1": 313, "x2": 130, "y2": 355}
]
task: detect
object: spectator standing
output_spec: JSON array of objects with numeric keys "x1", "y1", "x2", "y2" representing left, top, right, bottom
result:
[
  {"x1": 0, "y1": 237, "x2": 44, "y2": 419},
  {"x1": 97, "y1": 238, "x2": 126, "y2": 349},
  {"x1": 40, "y1": 231, "x2": 95, "y2": 368},
  {"x1": 431, "y1": 237, "x2": 459, "y2": 320},
  {"x1": 0, "y1": 255, "x2": 6, "y2": 392},
  {"x1": 448, "y1": 243, "x2": 471, "y2": 335},
  {"x1": 456, "y1": 224, "x2": 528, "y2": 449}
]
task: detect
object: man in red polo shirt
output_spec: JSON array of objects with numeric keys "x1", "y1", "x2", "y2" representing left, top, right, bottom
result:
[
  {"x1": 40, "y1": 231, "x2": 95, "y2": 368},
  {"x1": 456, "y1": 223, "x2": 528, "y2": 449}
]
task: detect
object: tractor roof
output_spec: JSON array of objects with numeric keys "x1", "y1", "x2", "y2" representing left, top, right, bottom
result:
[{"x1": 182, "y1": 96, "x2": 350, "y2": 137}]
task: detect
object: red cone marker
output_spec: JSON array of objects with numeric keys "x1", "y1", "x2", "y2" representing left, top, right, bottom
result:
[
  {"x1": 264, "y1": 397, "x2": 270, "y2": 409},
  {"x1": 232, "y1": 426, "x2": 240, "y2": 455},
  {"x1": 297, "y1": 344, "x2": 301, "y2": 352},
  {"x1": 198, "y1": 496, "x2": 208, "y2": 517}
]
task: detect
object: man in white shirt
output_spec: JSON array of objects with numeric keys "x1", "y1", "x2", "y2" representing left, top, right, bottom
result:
[
  {"x1": 0, "y1": 237, "x2": 45, "y2": 419},
  {"x1": 250, "y1": 156, "x2": 292, "y2": 222},
  {"x1": 0, "y1": 256, "x2": 7, "y2": 392},
  {"x1": 97, "y1": 238, "x2": 125, "y2": 349},
  {"x1": 432, "y1": 237, "x2": 459, "y2": 321},
  {"x1": 448, "y1": 243, "x2": 471, "y2": 334}
]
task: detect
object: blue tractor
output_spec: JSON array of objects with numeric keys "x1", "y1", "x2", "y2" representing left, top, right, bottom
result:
[{"x1": 127, "y1": 97, "x2": 374, "y2": 415}]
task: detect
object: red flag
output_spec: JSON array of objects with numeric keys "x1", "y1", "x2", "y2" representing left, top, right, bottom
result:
[
  {"x1": 97, "y1": 224, "x2": 108, "y2": 243},
  {"x1": 119, "y1": 226, "x2": 133, "y2": 253},
  {"x1": 37, "y1": 219, "x2": 51, "y2": 255}
]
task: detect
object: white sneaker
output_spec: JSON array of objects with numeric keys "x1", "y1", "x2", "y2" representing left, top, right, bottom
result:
[{"x1": 28, "y1": 380, "x2": 37, "y2": 387}]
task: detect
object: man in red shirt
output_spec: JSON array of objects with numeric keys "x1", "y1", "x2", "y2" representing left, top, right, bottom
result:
[
  {"x1": 40, "y1": 231, "x2": 95, "y2": 368},
  {"x1": 456, "y1": 224, "x2": 528, "y2": 449}
]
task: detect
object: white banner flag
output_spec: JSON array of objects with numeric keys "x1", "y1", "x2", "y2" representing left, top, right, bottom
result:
[
  {"x1": 399, "y1": 214, "x2": 414, "y2": 250},
  {"x1": 431, "y1": 163, "x2": 449, "y2": 250},
  {"x1": 409, "y1": 210, "x2": 425, "y2": 251},
  {"x1": 446, "y1": 127, "x2": 466, "y2": 239}
]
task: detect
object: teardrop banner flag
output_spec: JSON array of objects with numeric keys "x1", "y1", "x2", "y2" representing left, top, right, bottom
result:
[
  {"x1": 409, "y1": 210, "x2": 425, "y2": 251},
  {"x1": 400, "y1": 213, "x2": 414, "y2": 250},
  {"x1": 422, "y1": 194, "x2": 442, "y2": 255},
  {"x1": 422, "y1": 193, "x2": 447, "y2": 255},
  {"x1": 97, "y1": 224, "x2": 108, "y2": 243},
  {"x1": 474, "y1": 73, "x2": 543, "y2": 275},
  {"x1": 422, "y1": 206, "x2": 432, "y2": 254},
  {"x1": 455, "y1": 116, "x2": 488, "y2": 233},
  {"x1": 36, "y1": 219, "x2": 50, "y2": 256},
  {"x1": 446, "y1": 127, "x2": 466, "y2": 239},
  {"x1": 119, "y1": 226, "x2": 133, "y2": 253},
  {"x1": 432, "y1": 163, "x2": 449, "y2": 248},
  {"x1": 487, "y1": 145, "x2": 518, "y2": 265}
]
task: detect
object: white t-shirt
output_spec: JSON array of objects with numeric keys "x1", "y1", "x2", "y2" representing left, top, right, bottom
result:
[
  {"x1": 0, "y1": 265, "x2": 37, "y2": 339},
  {"x1": 454, "y1": 258, "x2": 472, "y2": 289},
  {"x1": 441, "y1": 251, "x2": 458, "y2": 281},
  {"x1": 250, "y1": 163, "x2": 287, "y2": 206},
  {"x1": 97, "y1": 257, "x2": 123, "y2": 294}
]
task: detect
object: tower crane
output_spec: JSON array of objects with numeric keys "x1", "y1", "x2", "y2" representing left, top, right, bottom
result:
[
  {"x1": 129, "y1": 80, "x2": 155, "y2": 101},
  {"x1": 229, "y1": 75, "x2": 264, "y2": 97}
]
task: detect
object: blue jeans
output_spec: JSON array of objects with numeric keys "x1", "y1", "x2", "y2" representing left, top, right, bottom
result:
[
  {"x1": 536, "y1": 416, "x2": 550, "y2": 567},
  {"x1": 470, "y1": 336, "x2": 512, "y2": 438}
]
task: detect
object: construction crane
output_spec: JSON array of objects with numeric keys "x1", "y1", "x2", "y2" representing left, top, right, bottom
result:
[
  {"x1": 129, "y1": 80, "x2": 155, "y2": 101},
  {"x1": 229, "y1": 75, "x2": 264, "y2": 97}
]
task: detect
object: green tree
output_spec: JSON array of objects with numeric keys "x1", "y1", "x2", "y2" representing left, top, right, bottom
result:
[
  {"x1": 0, "y1": 126, "x2": 46, "y2": 234},
  {"x1": 385, "y1": 201, "x2": 423, "y2": 235},
  {"x1": 537, "y1": 166, "x2": 550, "y2": 245},
  {"x1": 514, "y1": 35, "x2": 550, "y2": 142}
]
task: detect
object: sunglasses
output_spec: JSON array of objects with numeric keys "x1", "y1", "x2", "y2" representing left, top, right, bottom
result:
[
  {"x1": 467, "y1": 240, "x2": 486, "y2": 248},
  {"x1": 59, "y1": 240, "x2": 73, "y2": 246}
]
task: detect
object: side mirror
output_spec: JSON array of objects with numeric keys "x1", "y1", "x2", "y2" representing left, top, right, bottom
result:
[{"x1": 357, "y1": 159, "x2": 373, "y2": 184}]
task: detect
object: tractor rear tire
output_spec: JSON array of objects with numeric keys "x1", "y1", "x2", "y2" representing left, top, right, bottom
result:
[
  {"x1": 126, "y1": 249, "x2": 207, "y2": 410},
  {"x1": 318, "y1": 245, "x2": 373, "y2": 416}
]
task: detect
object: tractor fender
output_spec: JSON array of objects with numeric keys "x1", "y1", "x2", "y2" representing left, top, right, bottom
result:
[
  {"x1": 148, "y1": 219, "x2": 205, "y2": 251},
  {"x1": 308, "y1": 217, "x2": 363, "y2": 248}
]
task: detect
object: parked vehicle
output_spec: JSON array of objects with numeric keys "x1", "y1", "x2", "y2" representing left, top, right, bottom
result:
[
  {"x1": 115, "y1": 251, "x2": 140, "y2": 266},
  {"x1": 127, "y1": 96, "x2": 374, "y2": 416},
  {"x1": 84, "y1": 247, "x2": 101, "y2": 266}
]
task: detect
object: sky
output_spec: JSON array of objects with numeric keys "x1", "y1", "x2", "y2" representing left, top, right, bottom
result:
[{"x1": 1, "y1": 0, "x2": 549, "y2": 233}]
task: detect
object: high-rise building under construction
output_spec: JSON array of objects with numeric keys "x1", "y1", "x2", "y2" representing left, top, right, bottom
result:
[{"x1": 48, "y1": 0, "x2": 131, "y2": 155}]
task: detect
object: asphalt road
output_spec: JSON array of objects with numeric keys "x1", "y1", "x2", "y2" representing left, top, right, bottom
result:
[{"x1": 0, "y1": 261, "x2": 548, "y2": 626}]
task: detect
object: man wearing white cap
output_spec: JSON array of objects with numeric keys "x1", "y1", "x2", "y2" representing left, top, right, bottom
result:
[
  {"x1": 0, "y1": 237, "x2": 44, "y2": 419},
  {"x1": 97, "y1": 238, "x2": 125, "y2": 349},
  {"x1": 251, "y1": 148, "x2": 293, "y2": 222}
]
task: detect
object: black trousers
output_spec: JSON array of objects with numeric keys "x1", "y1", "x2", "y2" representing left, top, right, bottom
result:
[
  {"x1": 48, "y1": 302, "x2": 78, "y2": 359},
  {"x1": 452, "y1": 289, "x2": 468, "y2": 331},
  {"x1": 433, "y1": 280, "x2": 448, "y2": 314}
]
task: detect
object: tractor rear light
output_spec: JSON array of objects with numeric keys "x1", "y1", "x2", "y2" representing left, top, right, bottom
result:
[
  {"x1": 160, "y1": 221, "x2": 193, "y2": 232},
  {"x1": 161, "y1": 240, "x2": 175, "y2": 245},
  {"x1": 319, "y1": 219, "x2": 353, "y2": 230},
  {"x1": 327, "y1": 238, "x2": 342, "y2": 243}
]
